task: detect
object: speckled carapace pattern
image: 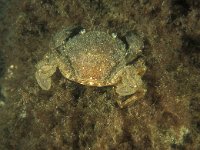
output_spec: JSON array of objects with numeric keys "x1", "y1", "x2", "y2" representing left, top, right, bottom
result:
[{"x1": 58, "y1": 31, "x2": 126, "y2": 86}]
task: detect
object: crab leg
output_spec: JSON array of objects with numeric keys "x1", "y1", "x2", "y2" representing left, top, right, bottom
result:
[{"x1": 116, "y1": 89, "x2": 147, "y2": 108}]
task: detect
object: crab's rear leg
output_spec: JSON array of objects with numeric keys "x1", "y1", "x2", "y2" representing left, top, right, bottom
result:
[
  {"x1": 116, "y1": 89, "x2": 147, "y2": 108},
  {"x1": 113, "y1": 59, "x2": 147, "y2": 108},
  {"x1": 35, "y1": 52, "x2": 59, "y2": 90}
]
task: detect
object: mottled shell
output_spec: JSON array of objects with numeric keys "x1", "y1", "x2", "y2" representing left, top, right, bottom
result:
[{"x1": 57, "y1": 31, "x2": 126, "y2": 86}]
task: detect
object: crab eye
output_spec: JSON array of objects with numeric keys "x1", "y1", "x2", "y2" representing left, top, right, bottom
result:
[
  {"x1": 80, "y1": 29, "x2": 86, "y2": 34},
  {"x1": 111, "y1": 33, "x2": 117, "y2": 38}
]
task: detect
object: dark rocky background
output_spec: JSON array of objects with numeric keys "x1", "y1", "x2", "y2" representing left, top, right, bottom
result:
[{"x1": 0, "y1": 0, "x2": 200, "y2": 149}]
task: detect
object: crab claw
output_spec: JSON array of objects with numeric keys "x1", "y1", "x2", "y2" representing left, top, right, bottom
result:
[
  {"x1": 35, "y1": 69, "x2": 52, "y2": 90},
  {"x1": 35, "y1": 52, "x2": 58, "y2": 90}
]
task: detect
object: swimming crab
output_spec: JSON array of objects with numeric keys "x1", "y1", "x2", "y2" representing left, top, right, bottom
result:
[{"x1": 35, "y1": 26, "x2": 147, "y2": 108}]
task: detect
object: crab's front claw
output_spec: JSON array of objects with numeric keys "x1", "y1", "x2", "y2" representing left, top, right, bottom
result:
[
  {"x1": 35, "y1": 56, "x2": 58, "y2": 90},
  {"x1": 35, "y1": 63, "x2": 57, "y2": 90},
  {"x1": 114, "y1": 64, "x2": 147, "y2": 108},
  {"x1": 35, "y1": 70, "x2": 52, "y2": 90}
]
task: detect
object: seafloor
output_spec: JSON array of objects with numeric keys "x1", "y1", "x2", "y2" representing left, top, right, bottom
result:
[{"x1": 0, "y1": 0, "x2": 200, "y2": 150}]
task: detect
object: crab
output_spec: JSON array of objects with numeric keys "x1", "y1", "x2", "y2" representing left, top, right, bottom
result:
[{"x1": 35, "y1": 26, "x2": 147, "y2": 108}]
